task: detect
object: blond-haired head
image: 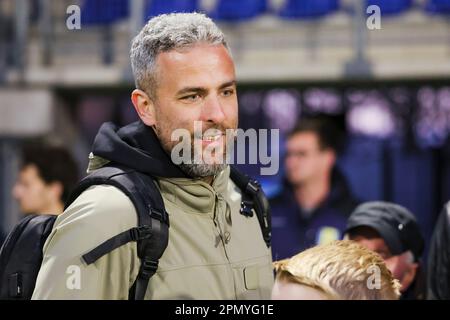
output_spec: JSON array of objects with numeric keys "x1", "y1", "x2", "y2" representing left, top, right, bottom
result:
[{"x1": 272, "y1": 240, "x2": 401, "y2": 300}]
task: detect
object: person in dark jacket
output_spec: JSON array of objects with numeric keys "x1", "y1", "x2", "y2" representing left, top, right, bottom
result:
[
  {"x1": 346, "y1": 201, "x2": 426, "y2": 300},
  {"x1": 427, "y1": 201, "x2": 450, "y2": 300},
  {"x1": 271, "y1": 117, "x2": 359, "y2": 260}
]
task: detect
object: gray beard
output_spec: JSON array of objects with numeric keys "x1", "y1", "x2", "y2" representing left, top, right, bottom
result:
[
  {"x1": 153, "y1": 125, "x2": 230, "y2": 179},
  {"x1": 178, "y1": 163, "x2": 227, "y2": 178}
]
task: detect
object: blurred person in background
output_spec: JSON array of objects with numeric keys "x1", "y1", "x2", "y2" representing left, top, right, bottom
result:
[
  {"x1": 271, "y1": 116, "x2": 359, "y2": 259},
  {"x1": 271, "y1": 240, "x2": 401, "y2": 300},
  {"x1": 427, "y1": 201, "x2": 450, "y2": 300},
  {"x1": 346, "y1": 201, "x2": 426, "y2": 300},
  {"x1": 12, "y1": 144, "x2": 79, "y2": 216}
]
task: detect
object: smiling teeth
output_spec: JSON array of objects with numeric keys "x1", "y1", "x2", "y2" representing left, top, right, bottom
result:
[{"x1": 203, "y1": 134, "x2": 222, "y2": 141}]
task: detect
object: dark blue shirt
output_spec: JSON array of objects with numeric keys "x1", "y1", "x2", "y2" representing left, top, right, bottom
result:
[{"x1": 270, "y1": 170, "x2": 359, "y2": 260}]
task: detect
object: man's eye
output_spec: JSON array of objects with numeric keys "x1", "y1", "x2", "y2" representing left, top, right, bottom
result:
[
  {"x1": 286, "y1": 151, "x2": 305, "y2": 158},
  {"x1": 222, "y1": 89, "x2": 235, "y2": 97},
  {"x1": 378, "y1": 252, "x2": 391, "y2": 259},
  {"x1": 182, "y1": 94, "x2": 201, "y2": 102}
]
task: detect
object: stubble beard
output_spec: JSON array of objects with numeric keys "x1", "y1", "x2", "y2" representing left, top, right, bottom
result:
[{"x1": 153, "y1": 122, "x2": 231, "y2": 179}]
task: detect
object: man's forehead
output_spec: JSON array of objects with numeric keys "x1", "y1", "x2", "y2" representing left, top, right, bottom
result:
[
  {"x1": 20, "y1": 164, "x2": 42, "y2": 182},
  {"x1": 350, "y1": 228, "x2": 391, "y2": 250},
  {"x1": 22, "y1": 163, "x2": 38, "y2": 175},
  {"x1": 155, "y1": 48, "x2": 236, "y2": 94},
  {"x1": 157, "y1": 44, "x2": 233, "y2": 70},
  {"x1": 287, "y1": 132, "x2": 320, "y2": 147}
]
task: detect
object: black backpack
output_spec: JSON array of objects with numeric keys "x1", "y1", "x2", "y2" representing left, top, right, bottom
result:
[{"x1": 0, "y1": 164, "x2": 271, "y2": 300}]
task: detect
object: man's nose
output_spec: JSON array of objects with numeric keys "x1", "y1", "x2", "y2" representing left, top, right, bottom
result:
[
  {"x1": 200, "y1": 95, "x2": 226, "y2": 124},
  {"x1": 12, "y1": 184, "x2": 22, "y2": 200}
]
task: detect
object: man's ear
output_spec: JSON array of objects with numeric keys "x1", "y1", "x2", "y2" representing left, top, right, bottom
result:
[
  {"x1": 401, "y1": 262, "x2": 418, "y2": 292},
  {"x1": 131, "y1": 89, "x2": 156, "y2": 126},
  {"x1": 48, "y1": 181, "x2": 63, "y2": 203},
  {"x1": 323, "y1": 148, "x2": 336, "y2": 168}
]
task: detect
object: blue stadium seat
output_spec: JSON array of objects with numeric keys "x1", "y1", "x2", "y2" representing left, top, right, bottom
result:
[
  {"x1": 145, "y1": 0, "x2": 199, "y2": 18},
  {"x1": 425, "y1": 0, "x2": 450, "y2": 14},
  {"x1": 209, "y1": 0, "x2": 267, "y2": 21},
  {"x1": 366, "y1": 0, "x2": 412, "y2": 16},
  {"x1": 279, "y1": 0, "x2": 339, "y2": 19},
  {"x1": 82, "y1": 0, "x2": 129, "y2": 25}
]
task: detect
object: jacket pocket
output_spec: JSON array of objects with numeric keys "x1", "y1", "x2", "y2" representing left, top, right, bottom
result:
[{"x1": 243, "y1": 266, "x2": 259, "y2": 290}]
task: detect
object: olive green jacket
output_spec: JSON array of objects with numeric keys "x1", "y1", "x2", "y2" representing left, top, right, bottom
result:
[{"x1": 32, "y1": 165, "x2": 274, "y2": 300}]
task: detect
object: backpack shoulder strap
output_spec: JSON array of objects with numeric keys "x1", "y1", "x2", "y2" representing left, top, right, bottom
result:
[
  {"x1": 229, "y1": 166, "x2": 271, "y2": 248},
  {"x1": 65, "y1": 164, "x2": 169, "y2": 300}
]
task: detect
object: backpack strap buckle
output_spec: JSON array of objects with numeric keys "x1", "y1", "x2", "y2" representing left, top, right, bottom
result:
[
  {"x1": 240, "y1": 200, "x2": 254, "y2": 217},
  {"x1": 148, "y1": 206, "x2": 169, "y2": 226},
  {"x1": 130, "y1": 225, "x2": 152, "y2": 241},
  {"x1": 246, "y1": 179, "x2": 260, "y2": 196},
  {"x1": 139, "y1": 259, "x2": 159, "y2": 279}
]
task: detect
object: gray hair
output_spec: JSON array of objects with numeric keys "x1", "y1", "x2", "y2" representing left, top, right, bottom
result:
[{"x1": 130, "y1": 13, "x2": 228, "y2": 98}]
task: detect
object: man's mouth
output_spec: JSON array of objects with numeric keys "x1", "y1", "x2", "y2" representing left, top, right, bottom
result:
[
  {"x1": 196, "y1": 130, "x2": 226, "y2": 151},
  {"x1": 202, "y1": 133, "x2": 223, "y2": 142},
  {"x1": 194, "y1": 128, "x2": 225, "y2": 141}
]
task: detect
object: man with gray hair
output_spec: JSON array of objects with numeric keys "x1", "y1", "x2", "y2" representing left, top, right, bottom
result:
[{"x1": 32, "y1": 13, "x2": 274, "y2": 300}]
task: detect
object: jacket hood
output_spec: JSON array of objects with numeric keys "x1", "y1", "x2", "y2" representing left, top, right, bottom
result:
[{"x1": 88, "y1": 120, "x2": 189, "y2": 178}]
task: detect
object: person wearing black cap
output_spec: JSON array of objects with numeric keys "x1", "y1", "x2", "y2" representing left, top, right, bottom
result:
[{"x1": 345, "y1": 201, "x2": 426, "y2": 300}]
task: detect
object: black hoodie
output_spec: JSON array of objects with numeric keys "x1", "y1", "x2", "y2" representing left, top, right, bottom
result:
[{"x1": 89, "y1": 120, "x2": 189, "y2": 178}]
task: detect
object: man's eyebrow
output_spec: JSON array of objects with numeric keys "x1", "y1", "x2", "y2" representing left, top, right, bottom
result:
[
  {"x1": 176, "y1": 80, "x2": 236, "y2": 96},
  {"x1": 219, "y1": 80, "x2": 236, "y2": 89},
  {"x1": 176, "y1": 87, "x2": 208, "y2": 96}
]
